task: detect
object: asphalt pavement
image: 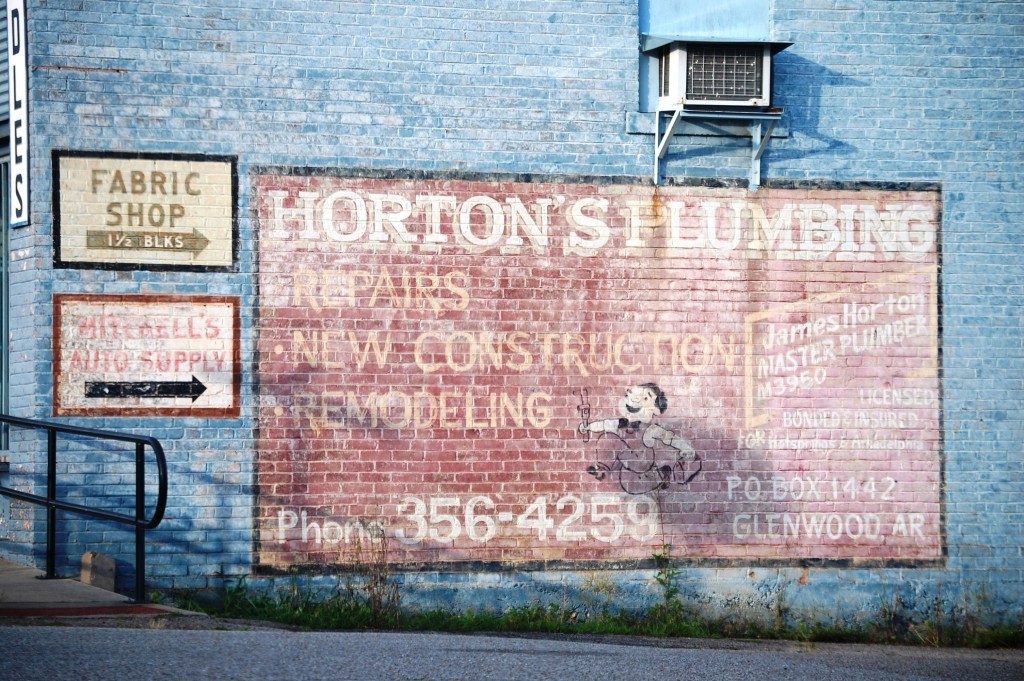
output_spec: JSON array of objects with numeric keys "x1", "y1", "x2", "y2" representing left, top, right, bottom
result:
[
  {"x1": 1, "y1": 558, "x2": 1022, "y2": 681},
  {"x1": 4, "y1": 626, "x2": 1024, "y2": 681}
]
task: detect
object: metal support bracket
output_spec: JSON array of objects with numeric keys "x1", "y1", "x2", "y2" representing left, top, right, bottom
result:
[{"x1": 654, "y1": 108, "x2": 784, "y2": 190}]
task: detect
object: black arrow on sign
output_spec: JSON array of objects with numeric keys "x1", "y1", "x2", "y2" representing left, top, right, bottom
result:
[
  {"x1": 85, "y1": 376, "x2": 207, "y2": 402},
  {"x1": 86, "y1": 229, "x2": 212, "y2": 256}
]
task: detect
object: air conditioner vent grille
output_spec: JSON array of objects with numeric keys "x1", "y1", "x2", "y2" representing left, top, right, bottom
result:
[
  {"x1": 659, "y1": 49, "x2": 672, "y2": 99},
  {"x1": 686, "y1": 45, "x2": 764, "y2": 101}
]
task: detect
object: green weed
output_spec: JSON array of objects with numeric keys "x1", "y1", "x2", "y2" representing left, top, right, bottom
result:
[{"x1": 172, "y1": 534, "x2": 1023, "y2": 647}]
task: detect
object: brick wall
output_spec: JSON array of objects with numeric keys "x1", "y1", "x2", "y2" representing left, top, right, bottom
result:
[
  {"x1": 252, "y1": 172, "x2": 943, "y2": 571},
  {"x1": 1, "y1": 1, "x2": 1020, "y2": 625}
]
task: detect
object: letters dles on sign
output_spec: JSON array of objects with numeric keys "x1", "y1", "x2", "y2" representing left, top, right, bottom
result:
[
  {"x1": 56, "y1": 155, "x2": 235, "y2": 268},
  {"x1": 54, "y1": 295, "x2": 240, "y2": 417},
  {"x1": 252, "y1": 175, "x2": 942, "y2": 567},
  {"x1": 7, "y1": 0, "x2": 29, "y2": 227}
]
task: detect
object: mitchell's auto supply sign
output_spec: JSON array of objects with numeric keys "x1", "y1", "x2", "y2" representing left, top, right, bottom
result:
[
  {"x1": 7, "y1": 0, "x2": 28, "y2": 227},
  {"x1": 53, "y1": 294, "x2": 240, "y2": 417}
]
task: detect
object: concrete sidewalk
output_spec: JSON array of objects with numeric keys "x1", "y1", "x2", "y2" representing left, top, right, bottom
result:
[{"x1": 0, "y1": 557, "x2": 167, "y2": 617}]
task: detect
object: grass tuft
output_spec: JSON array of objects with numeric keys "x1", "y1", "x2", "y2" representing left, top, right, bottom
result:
[{"x1": 174, "y1": 531, "x2": 1023, "y2": 648}]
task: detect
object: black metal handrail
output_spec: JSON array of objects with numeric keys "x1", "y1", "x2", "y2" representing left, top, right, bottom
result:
[{"x1": 0, "y1": 414, "x2": 168, "y2": 602}]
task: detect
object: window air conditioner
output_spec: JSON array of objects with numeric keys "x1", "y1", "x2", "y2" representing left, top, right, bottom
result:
[{"x1": 658, "y1": 42, "x2": 773, "y2": 111}]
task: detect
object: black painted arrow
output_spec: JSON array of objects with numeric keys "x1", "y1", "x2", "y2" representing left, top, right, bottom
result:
[{"x1": 85, "y1": 376, "x2": 207, "y2": 402}]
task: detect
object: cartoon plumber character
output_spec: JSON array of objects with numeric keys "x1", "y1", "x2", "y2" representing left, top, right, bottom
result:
[{"x1": 579, "y1": 382, "x2": 701, "y2": 495}]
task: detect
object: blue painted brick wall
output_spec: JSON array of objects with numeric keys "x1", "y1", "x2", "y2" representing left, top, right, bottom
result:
[{"x1": 2, "y1": 0, "x2": 1021, "y2": 624}]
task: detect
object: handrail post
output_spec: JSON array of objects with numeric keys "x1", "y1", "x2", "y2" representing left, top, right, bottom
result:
[
  {"x1": 135, "y1": 441, "x2": 146, "y2": 603},
  {"x1": 45, "y1": 429, "x2": 58, "y2": 579}
]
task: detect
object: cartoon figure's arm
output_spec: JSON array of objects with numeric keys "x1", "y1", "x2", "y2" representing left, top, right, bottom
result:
[
  {"x1": 642, "y1": 423, "x2": 694, "y2": 454},
  {"x1": 580, "y1": 417, "x2": 628, "y2": 435}
]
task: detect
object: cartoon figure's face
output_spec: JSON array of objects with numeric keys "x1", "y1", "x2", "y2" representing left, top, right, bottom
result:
[{"x1": 619, "y1": 385, "x2": 661, "y2": 423}]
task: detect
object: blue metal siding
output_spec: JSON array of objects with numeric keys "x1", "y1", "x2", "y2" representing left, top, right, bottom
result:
[{"x1": 641, "y1": 0, "x2": 772, "y2": 45}]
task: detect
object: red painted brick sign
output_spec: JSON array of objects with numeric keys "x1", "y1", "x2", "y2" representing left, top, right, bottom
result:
[{"x1": 253, "y1": 174, "x2": 941, "y2": 568}]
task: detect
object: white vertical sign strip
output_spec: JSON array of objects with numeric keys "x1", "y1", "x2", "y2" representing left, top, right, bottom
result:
[{"x1": 7, "y1": 0, "x2": 27, "y2": 227}]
